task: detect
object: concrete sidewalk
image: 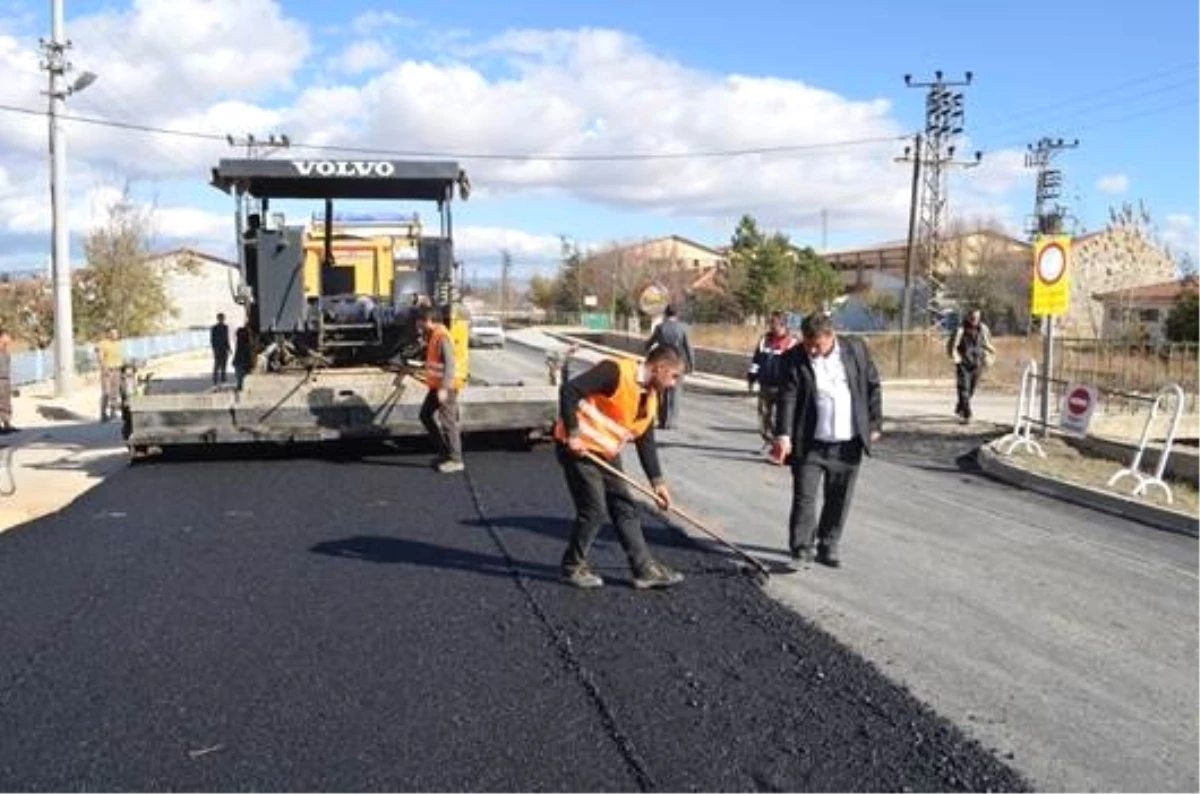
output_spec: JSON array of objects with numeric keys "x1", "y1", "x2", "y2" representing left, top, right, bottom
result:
[{"x1": 0, "y1": 351, "x2": 211, "y2": 534}]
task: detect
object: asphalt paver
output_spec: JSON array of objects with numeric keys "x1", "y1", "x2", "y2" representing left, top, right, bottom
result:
[{"x1": 0, "y1": 443, "x2": 1029, "y2": 791}]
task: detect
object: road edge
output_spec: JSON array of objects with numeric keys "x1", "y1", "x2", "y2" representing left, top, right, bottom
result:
[{"x1": 976, "y1": 441, "x2": 1198, "y2": 537}]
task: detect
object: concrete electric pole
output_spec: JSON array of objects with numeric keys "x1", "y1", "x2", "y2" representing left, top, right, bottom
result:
[
  {"x1": 40, "y1": 0, "x2": 96, "y2": 398},
  {"x1": 894, "y1": 71, "x2": 981, "y2": 376}
]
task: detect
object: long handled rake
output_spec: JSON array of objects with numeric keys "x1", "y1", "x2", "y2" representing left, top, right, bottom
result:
[{"x1": 583, "y1": 451, "x2": 771, "y2": 582}]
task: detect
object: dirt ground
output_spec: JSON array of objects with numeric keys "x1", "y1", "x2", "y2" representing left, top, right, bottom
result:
[{"x1": 999, "y1": 436, "x2": 1200, "y2": 516}]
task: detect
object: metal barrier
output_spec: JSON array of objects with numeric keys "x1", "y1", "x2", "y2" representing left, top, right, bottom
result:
[
  {"x1": 9, "y1": 330, "x2": 209, "y2": 386},
  {"x1": 1106, "y1": 383, "x2": 1186, "y2": 505},
  {"x1": 997, "y1": 360, "x2": 1045, "y2": 457}
]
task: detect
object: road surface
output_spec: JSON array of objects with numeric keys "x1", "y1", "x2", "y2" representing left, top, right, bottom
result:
[
  {"x1": 0, "y1": 386, "x2": 1024, "y2": 791},
  {"x1": 507, "y1": 337, "x2": 1199, "y2": 792}
]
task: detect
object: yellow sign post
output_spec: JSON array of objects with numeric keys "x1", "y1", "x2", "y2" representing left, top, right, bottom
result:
[{"x1": 1031, "y1": 234, "x2": 1072, "y2": 316}]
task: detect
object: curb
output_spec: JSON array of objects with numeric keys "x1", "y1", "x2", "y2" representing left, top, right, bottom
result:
[{"x1": 977, "y1": 442, "x2": 1198, "y2": 537}]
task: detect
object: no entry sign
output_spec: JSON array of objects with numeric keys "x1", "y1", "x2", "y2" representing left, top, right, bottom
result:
[
  {"x1": 1031, "y1": 235, "x2": 1072, "y2": 317},
  {"x1": 1060, "y1": 383, "x2": 1097, "y2": 436}
]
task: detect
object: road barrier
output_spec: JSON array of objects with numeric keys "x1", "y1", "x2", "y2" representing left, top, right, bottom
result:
[
  {"x1": 997, "y1": 360, "x2": 1045, "y2": 457},
  {"x1": 1107, "y1": 384, "x2": 1187, "y2": 505}
]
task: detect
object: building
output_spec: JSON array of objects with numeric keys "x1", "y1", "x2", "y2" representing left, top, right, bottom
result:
[
  {"x1": 148, "y1": 248, "x2": 245, "y2": 331},
  {"x1": 1063, "y1": 228, "x2": 1180, "y2": 338},
  {"x1": 823, "y1": 228, "x2": 1032, "y2": 292},
  {"x1": 1093, "y1": 276, "x2": 1197, "y2": 343},
  {"x1": 586, "y1": 234, "x2": 726, "y2": 273}
]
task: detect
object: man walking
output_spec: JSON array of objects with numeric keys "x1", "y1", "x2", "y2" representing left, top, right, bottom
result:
[
  {"x1": 554, "y1": 345, "x2": 686, "y2": 590},
  {"x1": 772, "y1": 313, "x2": 882, "y2": 570},
  {"x1": 644, "y1": 305, "x2": 693, "y2": 429},
  {"x1": 210, "y1": 313, "x2": 231, "y2": 386},
  {"x1": 415, "y1": 306, "x2": 464, "y2": 473},
  {"x1": 748, "y1": 311, "x2": 797, "y2": 447},
  {"x1": 947, "y1": 309, "x2": 996, "y2": 424}
]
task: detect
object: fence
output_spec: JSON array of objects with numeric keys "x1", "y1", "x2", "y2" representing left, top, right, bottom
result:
[
  {"x1": 682, "y1": 325, "x2": 1198, "y2": 411},
  {"x1": 9, "y1": 329, "x2": 209, "y2": 386}
]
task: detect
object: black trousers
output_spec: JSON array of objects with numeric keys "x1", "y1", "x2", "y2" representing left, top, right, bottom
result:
[
  {"x1": 956, "y1": 363, "x2": 980, "y2": 418},
  {"x1": 788, "y1": 438, "x2": 863, "y2": 555},
  {"x1": 556, "y1": 445, "x2": 652, "y2": 573},
  {"x1": 213, "y1": 350, "x2": 229, "y2": 384}
]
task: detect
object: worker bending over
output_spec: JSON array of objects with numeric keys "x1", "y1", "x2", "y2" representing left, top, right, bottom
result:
[
  {"x1": 554, "y1": 345, "x2": 686, "y2": 590},
  {"x1": 415, "y1": 306, "x2": 464, "y2": 473}
]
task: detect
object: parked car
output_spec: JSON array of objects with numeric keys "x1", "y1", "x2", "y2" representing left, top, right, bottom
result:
[{"x1": 468, "y1": 316, "x2": 506, "y2": 348}]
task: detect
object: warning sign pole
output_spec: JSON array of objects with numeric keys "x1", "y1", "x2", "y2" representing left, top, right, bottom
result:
[
  {"x1": 1040, "y1": 316, "x2": 1053, "y2": 437},
  {"x1": 1031, "y1": 234, "x2": 1073, "y2": 438}
]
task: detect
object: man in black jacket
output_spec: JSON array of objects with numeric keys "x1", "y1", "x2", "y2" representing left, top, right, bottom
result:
[
  {"x1": 210, "y1": 313, "x2": 231, "y2": 386},
  {"x1": 772, "y1": 313, "x2": 882, "y2": 569}
]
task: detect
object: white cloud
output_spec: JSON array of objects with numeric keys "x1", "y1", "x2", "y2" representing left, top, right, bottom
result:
[
  {"x1": 1096, "y1": 173, "x2": 1130, "y2": 195},
  {"x1": 1162, "y1": 213, "x2": 1198, "y2": 264},
  {"x1": 0, "y1": 5, "x2": 1042, "y2": 269},
  {"x1": 330, "y1": 40, "x2": 393, "y2": 75}
]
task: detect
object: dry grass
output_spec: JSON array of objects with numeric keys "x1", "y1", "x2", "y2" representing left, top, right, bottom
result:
[
  {"x1": 1002, "y1": 437, "x2": 1199, "y2": 516},
  {"x1": 687, "y1": 324, "x2": 1198, "y2": 405}
]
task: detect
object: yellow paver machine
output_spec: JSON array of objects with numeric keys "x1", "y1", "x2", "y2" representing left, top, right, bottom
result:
[{"x1": 123, "y1": 158, "x2": 558, "y2": 454}]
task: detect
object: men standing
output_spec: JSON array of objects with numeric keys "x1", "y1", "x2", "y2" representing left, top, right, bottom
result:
[
  {"x1": 554, "y1": 345, "x2": 686, "y2": 590},
  {"x1": 0, "y1": 329, "x2": 17, "y2": 434},
  {"x1": 211, "y1": 313, "x2": 231, "y2": 386},
  {"x1": 772, "y1": 313, "x2": 882, "y2": 570},
  {"x1": 95, "y1": 328, "x2": 123, "y2": 423},
  {"x1": 644, "y1": 305, "x2": 693, "y2": 429},
  {"x1": 947, "y1": 309, "x2": 996, "y2": 424},
  {"x1": 748, "y1": 311, "x2": 798, "y2": 446},
  {"x1": 415, "y1": 306, "x2": 464, "y2": 473}
]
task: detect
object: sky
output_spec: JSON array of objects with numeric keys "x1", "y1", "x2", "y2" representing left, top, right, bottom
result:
[{"x1": 0, "y1": 0, "x2": 1195, "y2": 282}]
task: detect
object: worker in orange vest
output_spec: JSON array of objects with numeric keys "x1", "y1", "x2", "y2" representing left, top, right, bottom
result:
[
  {"x1": 553, "y1": 344, "x2": 686, "y2": 590},
  {"x1": 416, "y1": 305, "x2": 464, "y2": 473}
]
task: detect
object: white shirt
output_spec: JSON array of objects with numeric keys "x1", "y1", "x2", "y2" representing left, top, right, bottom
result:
[{"x1": 811, "y1": 341, "x2": 854, "y2": 442}]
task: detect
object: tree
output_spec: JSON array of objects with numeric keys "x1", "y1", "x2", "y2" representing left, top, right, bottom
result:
[
  {"x1": 862, "y1": 289, "x2": 901, "y2": 328},
  {"x1": 527, "y1": 273, "x2": 558, "y2": 312},
  {"x1": 940, "y1": 218, "x2": 1032, "y2": 334},
  {"x1": 0, "y1": 278, "x2": 55, "y2": 349},
  {"x1": 73, "y1": 187, "x2": 196, "y2": 340},
  {"x1": 553, "y1": 236, "x2": 585, "y2": 315},
  {"x1": 790, "y1": 245, "x2": 841, "y2": 314},
  {"x1": 1164, "y1": 291, "x2": 1199, "y2": 343}
]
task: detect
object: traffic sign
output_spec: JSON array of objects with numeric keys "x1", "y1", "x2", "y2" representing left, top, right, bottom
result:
[
  {"x1": 638, "y1": 283, "x2": 669, "y2": 316},
  {"x1": 1031, "y1": 235, "x2": 1072, "y2": 316},
  {"x1": 1060, "y1": 383, "x2": 1097, "y2": 436}
]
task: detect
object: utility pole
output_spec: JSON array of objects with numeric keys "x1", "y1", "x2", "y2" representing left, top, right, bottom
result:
[
  {"x1": 499, "y1": 249, "x2": 512, "y2": 319},
  {"x1": 820, "y1": 208, "x2": 829, "y2": 253},
  {"x1": 40, "y1": 0, "x2": 97, "y2": 398},
  {"x1": 894, "y1": 133, "x2": 923, "y2": 376},
  {"x1": 1026, "y1": 136, "x2": 1079, "y2": 437},
  {"x1": 902, "y1": 71, "x2": 981, "y2": 335}
]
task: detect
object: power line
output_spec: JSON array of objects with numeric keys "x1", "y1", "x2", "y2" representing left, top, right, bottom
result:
[
  {"x1": 973, "y1": 61, "x2": 1198, "y2": 127},
  {"x1": 0, "y1": 101, "x2": 906, "y2": 161},
  {"x1": 984, "y1": 95, "x2": 1199, "y2": 153}
]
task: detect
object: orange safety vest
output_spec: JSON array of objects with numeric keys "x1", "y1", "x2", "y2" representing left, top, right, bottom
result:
[
  {"x1": 425, "y1": 323, "x2": 463, "y2": 390},
  {"x1": 553, "y1": 358, "x2": 657, "y2": 460}
]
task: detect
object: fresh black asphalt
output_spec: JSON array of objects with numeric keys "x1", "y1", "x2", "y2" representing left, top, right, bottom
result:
[{"x1": 0, "y1": 442, "x2": 1030, "y2": 791}]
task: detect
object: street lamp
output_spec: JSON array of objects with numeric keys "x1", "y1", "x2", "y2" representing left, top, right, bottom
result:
[{"x1": 41, "y1": 0, "x2": 98, "y2": 397}]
